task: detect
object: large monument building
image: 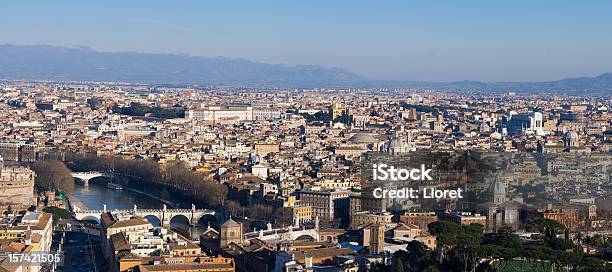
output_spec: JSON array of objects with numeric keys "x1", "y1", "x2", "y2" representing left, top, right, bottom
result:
[
  {"x1": 0, "y1": 156, "x2": 36, "y2": 213},
  {"x1": 187, "y1": 104, "x2": 282, "y2": 124},
  {"x1": 506, "y1": 111, "x2": 547, "y2": 136}
]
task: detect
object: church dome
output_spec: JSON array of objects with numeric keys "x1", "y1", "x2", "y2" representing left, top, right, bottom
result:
[{"x1": 348, "y1": 133, "x2": 378, "y2": 144}]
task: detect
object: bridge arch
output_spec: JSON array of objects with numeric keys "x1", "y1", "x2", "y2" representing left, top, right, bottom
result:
[
  {"x1": 71, "y1": 171, "x2": 110, "y2": 185},
  {"x1": 72, "y1": 177, "x2": 87, "y2": 185},
  {"x1": 295, "y1": 234, "x2": 317, "y2": 242},
  {"x1": 144, "y1": 215, "x2": 162, "y2": 227},
  {"x1": 74, "y1": 208, "x2": 216, "y2": 228},
  {"x1": 81, "y1": 216, "x2": 101, "y2": 224},
  {"x1": 196, "y1": 214, "x2": 219, "y2": 229},
  {"x1": 169, "y1": 214, "x2": 191, "y2": 226}
]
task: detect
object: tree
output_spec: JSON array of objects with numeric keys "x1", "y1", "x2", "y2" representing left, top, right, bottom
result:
[
  {"x1": 402, "y1": 241, "x2": 436, "y2": 271},
  {"x1": 42, "y1": 206, "x2": 72, "y2": 221},
  {"x1": 536, "y1": 218, "x2": 566, "y2": 238},
  {"x1": 272, "y1": 207, "x2": 293, "y2": 226},
  {"x1": 391, "y1": 257, "x2": 405, "y2": 272},
  {"x1": 478, "y1": 226, "x2": 523, "y2": 271},
  {"x1": 149, "y1": 249, "x2": 163, "y2": 256},
  {"x1": 112, "y1": 102, "x2": 185, "y2": 119},
  {"x1": 4, "y1": 205, "x2": 13, "y2": 215},
  {"x1": 590, "y1": 234, "x2": 605, "y2": 248},
  {"x1": 224, "y1": 200, "x2": 242, "y2": 217},
  {"x1": 574, "y1": 232, "x2": 584, "y2": 244},
  {"x1": 32, "y1": 160, "x2": 75, "y2": 194},
  {"x1": 428, "y1": 221, "x2": 484, "y2": 272},
  {"x1": 482, "y1": 225, "x2": 522, "y2": 250}
]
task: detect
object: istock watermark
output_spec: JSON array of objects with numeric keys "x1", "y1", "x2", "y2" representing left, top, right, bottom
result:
[
  {"x1": 372, "y1": 163, "x2": 432, "y2": 181},
  {"x1": 369, "y1": 163, "x2": 463, "y2": 199}
]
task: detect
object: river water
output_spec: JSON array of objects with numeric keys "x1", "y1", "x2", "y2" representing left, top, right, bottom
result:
[{"x1": 71, "y1": 182, "x2": 207, "y2": 239}]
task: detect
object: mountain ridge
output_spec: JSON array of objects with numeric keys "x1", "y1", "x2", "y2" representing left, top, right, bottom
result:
[
  {"x1": 0, "y1": 44, "x2": 364, "y2": 86},
  {"x1": 1, "y1": 44, "x2": 611, "y2": 95}
]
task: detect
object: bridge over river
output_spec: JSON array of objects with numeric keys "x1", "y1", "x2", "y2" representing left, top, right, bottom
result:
[
  {"x1": 71, "y1": 171, "x2": 109, "y2": 185},
  {"x1": 74, "y1": 204, "x2": 216, "y2": 227}
]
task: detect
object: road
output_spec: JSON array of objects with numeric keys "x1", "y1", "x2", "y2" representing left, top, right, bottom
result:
[{"x1": 56, "y1": 231, "x2": 107, "y2": 272}]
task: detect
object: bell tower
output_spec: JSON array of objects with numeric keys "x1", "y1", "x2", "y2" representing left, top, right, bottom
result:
[{"x1": 220, "y1": 217, "x2": 243, "y2": 247}]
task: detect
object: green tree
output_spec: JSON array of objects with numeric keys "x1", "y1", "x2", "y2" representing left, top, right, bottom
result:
[
  {"x1": 402, "y1": 241, "x2": 436, "y2": 271},
  {"x1": 574, "y1": 232, "x2": 583, "y2": 244},
  {"x1": 590, "y1": 234, "x2": 605, "y2": 247},
  {"x1": 536, "y1": 218, "x2": 566, "y2": 238},
  {"x1": 43, "y1": 206, "x2": 72, "y2": 221},
  {"x1": 428, "y1": 221, "x2": 484, "y2": 272},
  {"x1": 112, "y1": 102, "x2": 185, "y2": 119},
  {"x1": 392, "y1": 257, "x2": 405, "y2": 272},
  {"x1": 482, "y1": 225, "x2": 522, "y2": 250}
]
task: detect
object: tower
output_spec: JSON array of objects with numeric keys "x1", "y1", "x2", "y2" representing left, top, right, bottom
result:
[
  {"x1": 220, "y1": 218, "x2": 243, "y2": 247},
  {"x1": 490, "y1": 176, "x2": 507, "y2": 205},
  {"x1": 368, "y1": 224, "x2": 385, "y2": 254},
  {"x1": 329, "y1": 101, "x2": 348, "y2": 122},
  {"x1": 564, "y1": 131, "x2": 579, "y2": 148}
]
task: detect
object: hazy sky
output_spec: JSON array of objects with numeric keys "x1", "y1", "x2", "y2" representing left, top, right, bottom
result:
[{"x1": 2, "y1": 1, "x2": 612, "y2": 82}]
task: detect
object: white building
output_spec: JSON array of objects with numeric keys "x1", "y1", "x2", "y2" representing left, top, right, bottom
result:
[
  {"x1": 506, "y1": 112, "x2": 547, "y2": 136},
  {"x1": 187, "y1": 105, "x2": 281, "y2": 122}
]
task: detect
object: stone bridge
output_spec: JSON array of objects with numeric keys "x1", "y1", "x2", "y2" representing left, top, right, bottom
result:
[
  {"x1": 74, "y1": 204, "x2": 216, "y2": 227},
  {"x1": 243, "y1": 217, "x2": 320, "y2": 242},
  {"x1": 71, "y1": 171, "x2": 109, "y2": 185}
]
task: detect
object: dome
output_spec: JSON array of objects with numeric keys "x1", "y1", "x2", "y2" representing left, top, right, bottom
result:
[{"x1": 348, "y1": 133, "x2": 378, "y2": 144}]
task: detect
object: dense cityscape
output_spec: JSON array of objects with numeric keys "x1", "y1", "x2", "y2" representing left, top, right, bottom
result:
[{"x1": 0, "y1": 80, "x2": 610, "y2": 271}]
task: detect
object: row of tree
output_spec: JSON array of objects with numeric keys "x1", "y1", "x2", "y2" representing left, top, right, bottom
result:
[
  {"x1": 384, "y1": 220, "x2": 609, "y2": 272},
  {"x1": 31, "y1": 154, "x2": 286, "y2": 226},
  {"x1": 32, "y1": 160, "x2": 75, "y2": 194},
  {"x1": 65, "y1": 153, "x2": 227, "y2": 208},
  {"x1": 63, "y1": 152, "x2": 300, "y2": 224},
  {"x1": 111, "y1": 102, "x2": 185, "y2": 119}
]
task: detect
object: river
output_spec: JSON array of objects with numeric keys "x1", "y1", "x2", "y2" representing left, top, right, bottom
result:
[{"x1": 71, "y1": 182, "x2": 208, "y2": 239}]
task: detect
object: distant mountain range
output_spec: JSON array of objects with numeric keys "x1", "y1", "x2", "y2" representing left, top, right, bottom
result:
[
  {"x1": 1, "y1": 44, "x2": 611, "y2": 95},
  {"x1": 375, "y1": 73, "x2": 612, "y2": 95},
  {"x1": 0, "y1": 44, "x2": 363, "y2": 86}
]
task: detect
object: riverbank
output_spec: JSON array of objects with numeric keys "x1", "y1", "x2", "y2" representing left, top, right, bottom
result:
[
  {"x1": 68, "y1": 196, "x2": 89, "y2": 212},
  {"x1": 67, "y1": 155, "x2": 225, "y2": 210}
]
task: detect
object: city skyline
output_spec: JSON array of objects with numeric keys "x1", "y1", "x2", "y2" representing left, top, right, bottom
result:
[
  {"x1": 1, "y1": 2, "x2": 611, "y2": 271},
  {"x1": 2, "y1": 1, "x2": 612, "y2": 82}
]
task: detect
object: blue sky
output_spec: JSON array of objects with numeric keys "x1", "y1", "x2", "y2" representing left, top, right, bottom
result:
[{"x1": 2, "y1": 1, "x2": 612, "y2": 81}]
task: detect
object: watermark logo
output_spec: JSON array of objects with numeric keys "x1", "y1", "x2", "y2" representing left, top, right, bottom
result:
[
  {"x1": 369, "y1": 162, "x2": 463, "y2": 199},
  {"x1": 372, "y1": 163, "x2": 433, "y2": 181}
]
